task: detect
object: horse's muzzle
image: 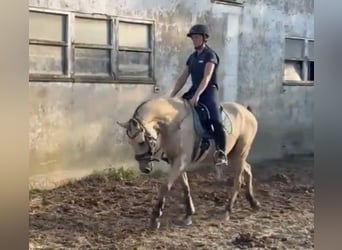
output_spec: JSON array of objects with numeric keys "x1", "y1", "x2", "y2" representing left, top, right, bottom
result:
[
  {"x1": 135, "y1": 149, "x2": 160, "y2": 174},
  {"x1": 139, "y1": 161, "x2": 153, "y2": 174}
]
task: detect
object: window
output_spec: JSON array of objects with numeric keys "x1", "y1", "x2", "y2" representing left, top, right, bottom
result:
[
  {"x1": 307, "y1": 40, "x2": 314, "y2": 81},
  {"x1": 283, "y1": 37, "x2": 314, "y2": 84},
  {"x1": 29, "y1": 10, "x2": 68, "y2": 77},
  {"x1": 74, "y1": 16, "x2": 113, "y2": 79},
  {"x1": 117, "y1": 20, "x2": 153, "y2": 79},
  {"x1": 28, "y1": 8, "x2": 155, "y2": 83}
]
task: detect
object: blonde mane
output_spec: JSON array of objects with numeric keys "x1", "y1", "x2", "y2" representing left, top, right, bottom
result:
[{"x1": 132, "y1": 97, "x2": 191, "y2": 128}]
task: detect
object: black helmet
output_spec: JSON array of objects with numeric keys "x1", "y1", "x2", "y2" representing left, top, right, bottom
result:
[{"x1": 187, "y1": 24, "x2": 210, "y2": 39}]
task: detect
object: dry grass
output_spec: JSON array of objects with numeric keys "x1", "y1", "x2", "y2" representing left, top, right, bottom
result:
[{"x1": 29, "y1": 157, "x2": 314, "y2": 249}]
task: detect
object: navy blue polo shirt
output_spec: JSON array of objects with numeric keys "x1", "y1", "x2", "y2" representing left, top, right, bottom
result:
[{"x1": 186, "y1": 46, "x2": 219, "y2": 91}]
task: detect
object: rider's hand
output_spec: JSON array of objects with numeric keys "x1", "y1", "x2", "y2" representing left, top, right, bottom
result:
[{"x1": 189, "y1": 95, "x2": 199, "y2": 107}]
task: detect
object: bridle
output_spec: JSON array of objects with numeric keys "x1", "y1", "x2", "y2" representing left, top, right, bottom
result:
[
  {"x1": 127, "y1": 99, "x2": 192, "y2": 164},
  {"x1": 126, "y1": 118, "x2": 162, "y2": 163}
]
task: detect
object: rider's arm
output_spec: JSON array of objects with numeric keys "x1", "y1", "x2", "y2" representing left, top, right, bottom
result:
[
  {"x1": 170, "y1": 66, "x2": 190, "y2": 97},
  {"x1": 193, "y1": 51, "x2": 218, "y2": 98}
]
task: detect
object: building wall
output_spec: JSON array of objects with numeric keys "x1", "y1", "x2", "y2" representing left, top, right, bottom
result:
[
  {"x1": 237, "y1": 0, "x2": 314, "y2": 160},
  {"x1": 29, "y1": 0, "x2": 242, "y2": 186},
  {"x1": 29, "y1": 0, "x2": 314, "y2": 187}
]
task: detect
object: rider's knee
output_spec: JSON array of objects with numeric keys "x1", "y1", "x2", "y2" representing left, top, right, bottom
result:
[{"x1": 211, "y1": 120, "x2": 223, "y2": 128}]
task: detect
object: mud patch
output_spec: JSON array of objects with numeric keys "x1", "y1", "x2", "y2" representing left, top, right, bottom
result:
[
  {"x1": 231, "y1": 232, "x2": 271, "y2": 249},
  {"x1": 266, "y1": 173, "x2": 291, "y2": 184}
]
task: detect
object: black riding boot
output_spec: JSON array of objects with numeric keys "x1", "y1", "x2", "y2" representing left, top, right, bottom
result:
[{"x1": 211, "y1": 120, "x2": 228, "y2": 166}]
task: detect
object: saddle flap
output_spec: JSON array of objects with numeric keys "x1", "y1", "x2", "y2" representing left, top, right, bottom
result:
[
  {"x1": 192, "y1": 103, "x2": 232, "y2": 136},
  {"x1": 194, "y1": 103, "x2": 211, "y2": 122},
  {"x1": 192, "y1": 107, "x2": 208, "y2": 137},
  {"x1": 190, "y1": 103, "x2": 212, "y2": 138}
]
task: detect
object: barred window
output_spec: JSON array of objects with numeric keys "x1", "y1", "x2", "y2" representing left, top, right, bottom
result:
[
  {"x1": 283, "y1": 37, "x2": 314, "y2": 84},
  {"x1": 29, "y1": 8, "x2": 155, "y2": 84},
  {"x1": 29, "y1": 10, "x2": 68, "y2": 77}
]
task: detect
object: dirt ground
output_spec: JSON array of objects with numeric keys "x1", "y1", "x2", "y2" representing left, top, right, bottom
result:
[{"x1": 29, "y1": 157, "x2": 314, "y2": 250}]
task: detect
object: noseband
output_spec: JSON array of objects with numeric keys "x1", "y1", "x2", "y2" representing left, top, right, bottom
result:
[{"x1": 126, "y1": 118, "x2": 161, "y2": 162}]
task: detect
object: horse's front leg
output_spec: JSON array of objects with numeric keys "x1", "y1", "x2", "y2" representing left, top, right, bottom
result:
[
  {"x1": 179, "y1": 172, "x2": 195, "y2": 226},
  {"x1": 149, "y1": 158, "x2": 183, "y2": 230}
]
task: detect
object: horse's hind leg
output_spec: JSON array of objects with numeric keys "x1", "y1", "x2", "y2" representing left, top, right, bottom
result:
[
  {"x1": 224, "y1": 139, "x2": 254, "y2": 220},
  {"x1": 224, "y1": 158, "x2": 244, "y2": 221},
  {"x1": 179, "y1": 172, "x2": 195, "y2": 226},
  {"x1": 244, "y1": 162, "x2": 261, "y2": 210}
]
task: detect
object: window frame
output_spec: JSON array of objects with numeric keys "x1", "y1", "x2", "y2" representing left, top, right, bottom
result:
[
  {"x1": 29, "y1": 8, "x2": 156, "y2": 84},
  {"x1": 29, "y1": 7, "x2": 71, "y2": 81},
  {"x1": 116, "y1": 17, "x2": 155, "y2": 82},
  {"x1": 283, "y1": 36, "x2": 314, "y2": 86},
  {"x1": 210, "y1": 0, "x2": 244, "y2": 6},
  {"x1": 72, "y1": 13, "x2": 115, "y2": 82}
]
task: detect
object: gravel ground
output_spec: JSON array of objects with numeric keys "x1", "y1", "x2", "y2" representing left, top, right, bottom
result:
[{"x1": 29, "y1": 157, "x2": 314, "y2": 249}]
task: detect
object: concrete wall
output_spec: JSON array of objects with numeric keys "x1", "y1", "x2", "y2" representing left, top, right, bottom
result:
[
  {"x1": 29, "y1": 0, "x2": 243, "y2": 187},
  {"x1": 237, "y1": 0, "x2": 314, "y2": 160},
  {"x1": 29, "y1": 0, "x2": 314, "y2": 187}
]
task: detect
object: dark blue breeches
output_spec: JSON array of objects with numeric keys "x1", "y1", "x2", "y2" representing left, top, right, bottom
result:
[{"x1": 182, "y1": 85, "x2": 226, "y2": 151}]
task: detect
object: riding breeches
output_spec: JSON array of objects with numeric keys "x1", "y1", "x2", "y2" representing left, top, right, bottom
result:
[{"x1": 183, "y1": 85, "x2": 226, "y2": 152}]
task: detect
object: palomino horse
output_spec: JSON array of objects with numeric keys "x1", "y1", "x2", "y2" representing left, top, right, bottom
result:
[{"x1": 117, "y1": 96, "x2": 260, "y2": 230}]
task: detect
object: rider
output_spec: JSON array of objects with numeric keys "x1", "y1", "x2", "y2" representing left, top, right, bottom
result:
[{"x1": 170, "y1": 24, "x2": 228, "y2": 167}]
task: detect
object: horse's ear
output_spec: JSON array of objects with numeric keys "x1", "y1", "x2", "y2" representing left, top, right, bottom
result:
[
  {"x1": 117, "y1": 121, "x2": 129, "y2": 129},
  {"x1": 131, "y1": 119, "x2": 139, "y2": 127}
]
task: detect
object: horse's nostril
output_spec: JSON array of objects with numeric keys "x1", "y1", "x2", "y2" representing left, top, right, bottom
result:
[{"x1": 140, "y1": 167, "x2": 151, "y2": 174}]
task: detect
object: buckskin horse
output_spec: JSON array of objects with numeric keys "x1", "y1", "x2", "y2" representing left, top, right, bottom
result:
[{"x1": 117, "y1": 96, "x2": 260, "y2": 230}]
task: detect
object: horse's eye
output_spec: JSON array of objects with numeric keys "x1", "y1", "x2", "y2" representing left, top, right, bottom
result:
[{"x1": 138, "y1": 141, "x2": 145, "y2": 146}]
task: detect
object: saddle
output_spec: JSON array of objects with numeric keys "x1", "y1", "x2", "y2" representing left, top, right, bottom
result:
[
  {"x1": 191, "y1": 102, "x2": 232, "y2": 162},
  {"x1": 193, "y1": 103, "x2": 216, "y2": 138},
  {"x1": 157, "y1": 101, "x2": 232, "y2": 164}
]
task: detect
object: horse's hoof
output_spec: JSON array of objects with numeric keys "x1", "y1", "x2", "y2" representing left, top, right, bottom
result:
[
  {"x1": 252, "y1": 200, "x2": 261, "y2": 211},
  {"x1": 183, "y1": 216, "x2": 193, "y2": 226},
  {"x1": 149, "y1": 218, "x2": 160, "y2": 230},
  {"x1": 173, "y1": 216, "x2": 192, "y2": 227},
  {"x1": 223, "y1": 211, "x2": 230, "y2": 221}
]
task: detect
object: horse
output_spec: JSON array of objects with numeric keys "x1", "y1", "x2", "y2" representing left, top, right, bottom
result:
[{"x1": 117, "y1": 96, "x2": 260, "y2": 230}]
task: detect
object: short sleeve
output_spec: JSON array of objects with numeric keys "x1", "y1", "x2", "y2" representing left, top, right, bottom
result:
[
  {"x1": 205, "y1": 50, "x2": 218, "y2": 65},
  {"x1": 186, "y1": 54, "x2": 192, "y2": 66}
]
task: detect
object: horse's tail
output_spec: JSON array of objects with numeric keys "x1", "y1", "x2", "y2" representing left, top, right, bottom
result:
[{"x1": 246, "y1": 105, "x2": 253, "y2": 113}]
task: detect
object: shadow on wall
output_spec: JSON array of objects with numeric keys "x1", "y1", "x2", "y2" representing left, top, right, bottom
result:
[
  {"x1": 30, "y1": 119, "x2": 139, "y2": 175},
  {"x1": 29, "y1": 119, "x2": 172, "y2": 190},
  {"x1": 29, "y1": 120, "x2": 141, "y2": 190},
  {"x1": 29, "y1": 82, "x2": 158, "y2": 177}
]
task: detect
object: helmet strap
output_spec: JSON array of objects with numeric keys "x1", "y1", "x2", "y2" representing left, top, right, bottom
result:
[
  {"x1": 194, "y1": 43, "x2": 205, "y2": 50},
  {"x1": 194, "y1": 35, "x2": 206, "y2": 50}
]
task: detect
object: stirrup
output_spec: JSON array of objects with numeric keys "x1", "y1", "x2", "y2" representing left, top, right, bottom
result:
[{"x1": 213, "y1": 150, "x2": 228, "y2": 166}]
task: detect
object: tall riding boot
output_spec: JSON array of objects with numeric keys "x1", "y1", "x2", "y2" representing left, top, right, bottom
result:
[{"x1": 212, "y1": 123, "x2": 228, "y2": 167}]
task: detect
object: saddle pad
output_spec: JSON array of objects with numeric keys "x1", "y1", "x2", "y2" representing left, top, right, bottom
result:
[
  {"x1": 221, "y1": 109, "x2": 233, "y2": 134},
  {"x1": 192, "y1": 107, "x2": 233, "y2": 136}
]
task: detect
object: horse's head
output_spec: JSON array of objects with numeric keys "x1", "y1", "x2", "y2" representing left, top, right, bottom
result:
[{"x1": 117, "y1": 118, "x2": 160, "y2": 174}]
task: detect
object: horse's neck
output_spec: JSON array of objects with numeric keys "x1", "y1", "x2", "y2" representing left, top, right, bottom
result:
[{"x1": 137, "y1": 98, "x2": 189, "y2": 131}]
